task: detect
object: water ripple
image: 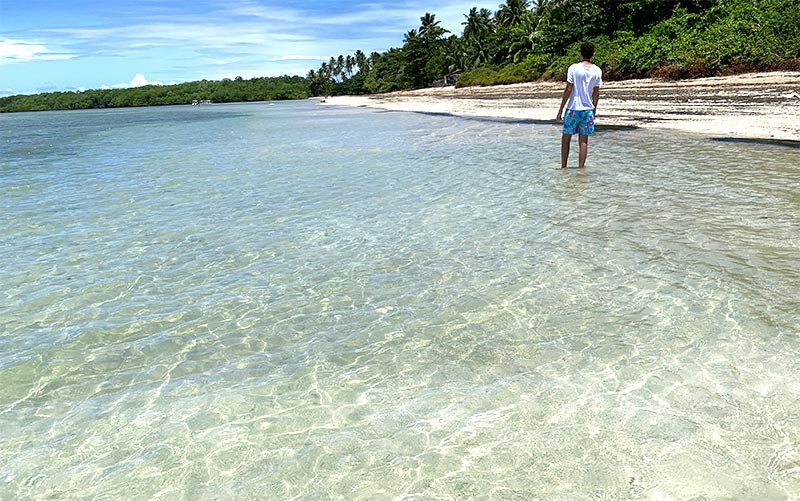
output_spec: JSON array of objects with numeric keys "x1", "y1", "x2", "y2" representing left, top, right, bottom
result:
[{"x1": 1, "y1": 102, "x2": 799, "y2": 499}]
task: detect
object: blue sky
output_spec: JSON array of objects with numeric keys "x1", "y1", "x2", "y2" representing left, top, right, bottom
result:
[{"x1": 1, "y1": 0, "x2": 498, "y2": 96}]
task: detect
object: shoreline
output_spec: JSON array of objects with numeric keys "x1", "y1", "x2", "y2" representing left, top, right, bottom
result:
[{"x1": 319, "y1": 71, "x2": 800, "y2": 142}]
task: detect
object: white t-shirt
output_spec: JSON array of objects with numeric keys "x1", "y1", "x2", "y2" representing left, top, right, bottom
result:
[{"x1": 566, "y1": 62, "x2": 602, "y2": 111}]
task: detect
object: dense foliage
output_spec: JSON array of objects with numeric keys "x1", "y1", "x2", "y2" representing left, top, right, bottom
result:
[
  {"x1": 2, "y1": 0, "x2": 798, "y2": 111},
  {"x1": 312, "y1": 0, "x2": 800, "y2": 93},
  {"x1": 0, "y1": 76, "x2": 309, "y2": 113}
]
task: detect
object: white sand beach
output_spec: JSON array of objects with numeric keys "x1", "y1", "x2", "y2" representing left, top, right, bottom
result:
[{"x1": 321, "y1": 72, "x2": 800, "y2": 142}]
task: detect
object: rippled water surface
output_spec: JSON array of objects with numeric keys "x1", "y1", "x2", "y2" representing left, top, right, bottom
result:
[{"x1": 1, "y1": 101, "x2": 799, "y2": 499}]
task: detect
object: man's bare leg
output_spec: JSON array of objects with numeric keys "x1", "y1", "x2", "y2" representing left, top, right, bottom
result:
[
  {"x1": 578, "y1": 134, "x2": 589, "y2": 168},
  {"x1": 561, "y1": 134, "x2": 572, "y2": 168}
]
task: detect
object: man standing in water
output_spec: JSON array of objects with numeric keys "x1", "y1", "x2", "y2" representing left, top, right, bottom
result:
[{"x1": 557, "y1": 42, "x2": 603, "y2": 169}]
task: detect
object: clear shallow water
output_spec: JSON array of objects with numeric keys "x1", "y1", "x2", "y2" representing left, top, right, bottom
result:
[{"x1": 1, "y1": 101, "x2": 799, "y2": 499}]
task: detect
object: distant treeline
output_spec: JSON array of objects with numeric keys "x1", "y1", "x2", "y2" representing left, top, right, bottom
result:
[
  {"x1": 2, "y1": 0, "x2": 798, "y2": 112},
  {"x1": 310, "y1": 0, "x2": 800, "y2": 94},
  {"x1": 0, "y1": 76, "x2": 309, "y2": 113}
]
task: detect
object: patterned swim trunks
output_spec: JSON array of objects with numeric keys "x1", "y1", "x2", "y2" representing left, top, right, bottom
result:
[{"x1": 562, "y1": 109, "x2": 595, "y2": 135}]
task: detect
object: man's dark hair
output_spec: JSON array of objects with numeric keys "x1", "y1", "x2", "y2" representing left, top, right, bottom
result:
[{"x1": 580, "y1": 42, "x2": 595, "y2": 60}]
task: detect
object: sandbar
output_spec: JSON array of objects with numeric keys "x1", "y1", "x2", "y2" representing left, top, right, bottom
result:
[{"x1": 320, "y1": 72, "x2": 800, "y2": 142}]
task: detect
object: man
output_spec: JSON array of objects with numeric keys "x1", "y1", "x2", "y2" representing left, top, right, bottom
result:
[{"x1": 557, "y1": 42, "x2": 603, "y2": 169}]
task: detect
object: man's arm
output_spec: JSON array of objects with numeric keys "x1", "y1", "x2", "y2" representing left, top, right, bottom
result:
[
  {"x1": 592, "y1": 86, "x2": 600, "y2": 113},
  {"x1": 557, "y1": 82, "x2": 573, "y2": 121}
]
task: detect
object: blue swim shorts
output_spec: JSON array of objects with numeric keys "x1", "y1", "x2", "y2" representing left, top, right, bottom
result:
[{"x1": 562, "y1": 109, "x2": 595, "y2": 135}]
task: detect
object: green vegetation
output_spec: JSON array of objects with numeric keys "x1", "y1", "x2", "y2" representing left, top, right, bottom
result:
[
  {"x1": 314, "y1": 0, "x2": 800, "y2": 93},
  {"x1": 2, "y1": 0, "x2": 798, "y2": 112},
  {"x1": 0, "y1": 75, "x2": 309, "y2": 113}
]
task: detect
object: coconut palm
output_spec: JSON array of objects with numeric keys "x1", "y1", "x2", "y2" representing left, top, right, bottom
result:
[
  {"x1": 354, "y1": 50, "x2": 369, "y2": 75},
  {"x1": 462, "y1": 7, "x2": 494, "y2": 41},
  {"x1": 418, "y1": 12, "x2": 449, "y2": 40},
  {"x1": 419, "y1": 13, "x2": 439, "y2": 36},
  {"x1": 318, "y1": 62, "x2": 332, "y2": 96},
  {"x1": 508, "y1": 33, "x2": 534, "y2": 63},
  {"x1": 369, "y1": 51, "x2": 381, "y2": 67},
  {"x1": 327, "y1": 57, "x2": 336, "y2": 80},
  {"x1": 497, "y1": 0, "x2": 531, "y2": 27},
  {"x1": 336, "y1": 55, "x2": 345, "y2": 81}
]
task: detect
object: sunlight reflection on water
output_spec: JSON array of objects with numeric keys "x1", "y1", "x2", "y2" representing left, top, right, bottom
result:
[{"x1": 1, "y1": 102, "x2": 799, "y2": 499}]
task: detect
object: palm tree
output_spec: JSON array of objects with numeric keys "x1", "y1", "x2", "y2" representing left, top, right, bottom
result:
[
  {"x1": 462, "y1": 7, "x2": 494, "y2": 41},
  {"x1": 419, "y1": 12, "x2": 440, "y2": 35},
  {"x1": 419, "y1": 12, "x2": 449, "y2": 39},
  {"x1": 318, "y1": 62, "x2": 332, "y2": 96},
  {"x1": 462, "y1": 40, "x2": 491, "y2": 68},
  {"x1": 354, "y1": 49, "x2": 369, "y2": 75},
  {"x1": 306, "y1": 69, "x2": 315, "y2": 91},
  {"x1": 509, "y1": 34, "x2": 534, "y2": 63},
  {"x1": 497, "y1": 0, "x2": 532, "y2": 27},
  {"x1": 336, "y1": 55, "x2": 345, "y2": 81},
  {"x1": 368, "y1": 52, "x2": 381, "y2": 69},
  {"x1": 345, "y1": 55, "x2": 355, "y2": 78},
  {"x1": 328, "y1": 57, "x2": 337, "y2": 80},
  {"x1": 460, "y1": 8, "x2": 495, "y2": 70}
]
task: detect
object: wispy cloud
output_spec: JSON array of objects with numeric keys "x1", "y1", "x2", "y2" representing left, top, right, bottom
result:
[
  {"x1": 0, "y1": 39, "x2": 75, "y2": 64},
  {"x1": 2, "y1": 0, "x2": 497, "y2": 94},
  {"x1": 33, "y1": 0, "x2": 477, "y2": 61},
  {"x1": 40, "y1": 22, "x2": 324, "y2": 60}
]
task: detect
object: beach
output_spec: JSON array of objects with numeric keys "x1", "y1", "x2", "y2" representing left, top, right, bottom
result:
[{"x1": 321, "y1": 71, "x2": 800, "y2": 142}]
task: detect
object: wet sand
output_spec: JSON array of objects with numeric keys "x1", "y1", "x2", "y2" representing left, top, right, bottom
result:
[{"x1": 320, "y1": 72, "x2": 800, "y2": 142}]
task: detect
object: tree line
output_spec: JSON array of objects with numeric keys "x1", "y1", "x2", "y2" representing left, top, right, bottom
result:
[
  {"x1": 0, "y1": 76, "x2": 309, "y2": 113},
  {"x1": 2, "y1": 0, "x2": 798, "y2": 112},
  {"x1": 310, "y1": 0, "x2": 800, "y2": 94}
]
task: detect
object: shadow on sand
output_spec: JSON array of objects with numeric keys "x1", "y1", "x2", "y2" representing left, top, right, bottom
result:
[{"x1": 711, "y1": 137, "x2": 800, "y2": 149}]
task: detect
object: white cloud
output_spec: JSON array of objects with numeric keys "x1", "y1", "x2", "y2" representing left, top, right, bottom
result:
[
  {"x1": 130, "y1": 73, "x2": 152, "y2": 87},
  {"x1": 0, "y1": 39, "x2": 75, "y2": 64},
  {"x1": 103, "y1": 74, "x2": 164, "y2": 90},
  {"x1": 5, "y1": 0, "x2": 501, "y2": 93}
]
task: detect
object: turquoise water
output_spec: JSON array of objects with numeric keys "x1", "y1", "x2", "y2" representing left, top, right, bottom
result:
[{"x1": 1, "y1": 101, "x2": 799, "y2": 499}]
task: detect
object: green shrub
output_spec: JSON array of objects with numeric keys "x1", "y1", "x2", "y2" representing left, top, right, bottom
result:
[{"x1": 455, "y1": 66, "x2": 500, "y2": 87}]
